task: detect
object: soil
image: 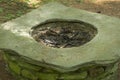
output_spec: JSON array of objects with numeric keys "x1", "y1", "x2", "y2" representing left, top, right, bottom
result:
[
  {"x1": 67, "y1": 0, "x2": 120, "y2": 18},
  {"x1": 0, "y1": 0, "x2": 31, "y2": 23},
  {"x1": 0, "y1": 0, "x2": 120, "y2": 80}
]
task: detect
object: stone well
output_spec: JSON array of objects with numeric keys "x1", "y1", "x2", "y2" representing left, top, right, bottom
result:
[{"x1": 0, "y1": 2, "x2": 120, "y2": 80}]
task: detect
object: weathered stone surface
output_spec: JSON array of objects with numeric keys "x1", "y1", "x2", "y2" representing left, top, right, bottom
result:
[
  {"x1": 0, "y1": 2, "x2": 120, "y2": 80},
  {"x1": 0, "y1": 2, "x2": 120, "y2": 72},
  {"x1": 3, "y1": 50, "x2": 119, "y2": 80}
]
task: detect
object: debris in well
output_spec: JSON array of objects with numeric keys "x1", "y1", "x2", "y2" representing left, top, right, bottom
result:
[{"x1": 32, "y1": 21, "x2": 97, "y2": 48}]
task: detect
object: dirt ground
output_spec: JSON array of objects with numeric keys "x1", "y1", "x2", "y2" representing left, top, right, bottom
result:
[
  {"x1": 0, "y1": 0, "x2": 120, "y2": 80},
  {"x1": 68, "y1": 0, "x2": 120, "y2": 18}
]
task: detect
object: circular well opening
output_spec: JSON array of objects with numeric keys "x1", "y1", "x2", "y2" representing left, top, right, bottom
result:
[{"x1": 31, "y1": 20, "x2": 98, "y2": 48}]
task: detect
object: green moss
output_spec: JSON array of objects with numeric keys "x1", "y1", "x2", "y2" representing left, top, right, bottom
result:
[
  {"x1": 42, "y1": 68, "x2": 56, "y2": 73},
  {"x1": 4, "y1": 52, "x2": 118, "y2": 80},
  {"x1": 2, "y1": 51, "x2": 118, "y2": 80},
  {"x1": 88, "y1": 67, "x2": 105, "y2": 77},
  {"x1": 37, "y1": 73, "x2": 58, "y2": 80},
  {"x1": 18, "y1": 60, "x2": 41, "y2": 71},
  {"x1": 111, "y1": 63, "x2": 118, "y2": 73},
  {"x1": 3, "y1": 52, "x2": 18, "y2": 62},
  {"x1": 21, "y1": 69, "x2": 38, "y2": 80},
  {"x1": 9, "y1": 61, "x2": 21, "y2": 75},
  {"x1": 3, "y1": 53, "x2": 9, "y2": 62},
  {"x1": 79, "y1": 64, "x2": 96, "y2": 72},
  {"x1": 60, "y1": 71, "x2": 88, "y2": 79},
  {"x1": 100, "y1": 63, "x2": 118, "y2": 79}
]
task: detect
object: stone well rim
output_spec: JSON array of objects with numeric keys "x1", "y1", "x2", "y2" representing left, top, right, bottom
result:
[
  {"x1": 0, "y1": 2, "x2": 120, "y2": 72},
  {"x1": 31, "y1": 19, "x2": 98, "y2": 48}
]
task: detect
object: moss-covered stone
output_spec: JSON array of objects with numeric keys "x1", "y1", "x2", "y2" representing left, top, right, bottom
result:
[
  {"x1": 42, "y1": 68, "x2": 56, "y2": 73},
  {"x1": 3, "y1": 51, "x2": 119, "y2": 80},
  {"x1": 37, "y1": 73, "x2": 58, "y2": 80},
  {"x1": 88, "y1": 67, "x2": 105, "y2": 77},
  {"x1": 60, "y1": 71, "x2": 88, "y2": 79},
  {"x1": 21, "y1": 69, "x2": 38, "y2": 80},
  {"x1": 3, "y1": 53, "x2": 9, "y2": 62},
  {"x1": 18, "y1": 60, "x2": 41, "y2": 71},
  {"x1": 1, "y1": 2, "x2": 120, "y2": 72},
  {"x1": 9, "y1": 61, "x2": 21, "y2": 75},
  {"x1": 78, "y1": 64, "x2": 95, "y2": 71},
  {"x1": 1, "y1": 2, "x2": 120, "y2": 80},
  {"x1": 3, "y1": 52, "x2": 19, "y2": 63}
]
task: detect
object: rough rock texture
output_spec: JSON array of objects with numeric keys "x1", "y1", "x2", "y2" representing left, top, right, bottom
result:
[
  {"x1": 3, "y1": 52, "x2": 119, "y2": 80},
  {"x1": 0, "y1": 2, "x2": 120, "y2": 80}
]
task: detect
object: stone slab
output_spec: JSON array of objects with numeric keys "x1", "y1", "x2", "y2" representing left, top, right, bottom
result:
[{"x1": 0, "y1": 2, "x2": 120, "y2": 72}]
